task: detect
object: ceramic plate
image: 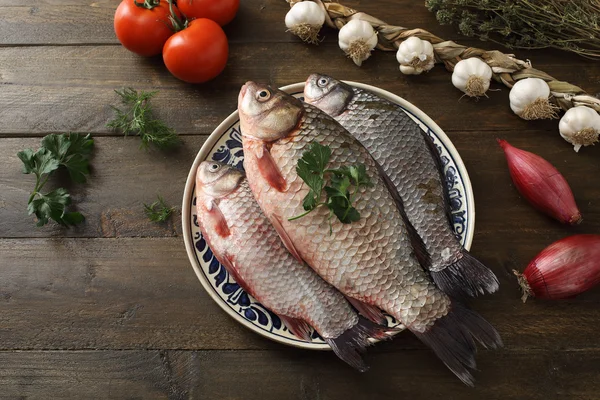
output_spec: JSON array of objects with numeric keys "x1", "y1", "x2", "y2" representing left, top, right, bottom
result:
[{"x1": 182, "y1": 82, "x2": 475, "y2": 350}]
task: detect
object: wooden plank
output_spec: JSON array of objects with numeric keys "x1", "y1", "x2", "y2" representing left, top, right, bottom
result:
[
  {"x1": 0, "y1": 0, "x2": 463, "y2": 46},
  {"x1": 0, "y1": 136, "x2": 205, "y2": 238},
  {"x1": 1, "y1": 44, "x2": 599, "y2": 137},
  {"x1": 0, "y1": 237, "x2": 276, "y2": 351},
  {"x1": 1, "y1": 127, "x2": 598, "y2": 238},
  {"x1": 1, "y1": 236, "x2": 599, "y2": 351},
  {"x1": 1, "y1": 349, "x2": 599, "y2": 399}
]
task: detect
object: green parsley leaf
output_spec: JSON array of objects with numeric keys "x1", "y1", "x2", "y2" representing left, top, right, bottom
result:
[
  {"x1": 144, "y1": 195, "x2": 176, "y2": 223},
  {"x1": 42, "y1": 133, "x2": 94, "y2": 183},
  {"x1": 17, "y1": 148, "x2": 60, "y2": 177},
  {"x1": 108, "y1": 88, "x2": 180, "y2": 150},
  {"x1": 289, "y1": 142, "x2": 372, "y2": 230},
  {"x1": 27, "y1": 188, "x2": 84, "y2": 227},
  {"x1": 18, "y1": 133, "x2": 93, "y2": 227}
]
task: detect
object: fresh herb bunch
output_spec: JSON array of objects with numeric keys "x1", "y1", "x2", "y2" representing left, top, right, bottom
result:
[
  {"x1": 426, "y1": 0, "x2": 600, "y2": 59},
  {"x1": 289, "y1": 142, "x2": 373, "y2": 232},
  {"x1": 17, "y1": 133, "x2": 94, "y2": 227},
  {"x1": 108, "y1": 88, "x2": 181, "y2": 149},
  {"x1": 144, "y1": 195, "x2": 176, "y2": 223}
]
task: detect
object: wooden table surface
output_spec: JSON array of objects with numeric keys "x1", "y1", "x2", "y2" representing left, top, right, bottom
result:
[{"x1": 2, "y1": 1, "x2": 600, "y2": 398}]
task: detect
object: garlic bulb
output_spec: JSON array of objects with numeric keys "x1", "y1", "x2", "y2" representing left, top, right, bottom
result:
[
  {"x1": 396, "y1": 37, "x2": 435, "y2": 75},
  {"x1": 451, "y1": 57, "x2": 492, "y2": 98},
  {"x1": 338, "y1": 19, "x2": 378, "y2": 67},
  {"x1": 559, "y1": 106, "x2": 600, "y2": 152},
  {"x1": 509, "y1": 78, "x2": 559, "y2": 120},
  {"x1": 285, "y1": 1, "x2": 326, "y2": 44}
]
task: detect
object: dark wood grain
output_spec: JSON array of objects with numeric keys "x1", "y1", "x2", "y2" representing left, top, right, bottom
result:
[
  {"x1": 0, "y1": 136, "x2": 203, "y2": 238},
  {"x1": 1, "y1": 235, "x2": 600, "y2": 351},
  {"x1": 1, "y1": 349, "x2": 600, "y2": 400},
  {"x1": 0, "y1": 0, "x2": 463, "y2": 46},
  {"x1": 1, "y1": 44, "x2": 598, "y2": 137},
  {"x1": 1, "y1": 0, "x2": 600, "y2": 397},
  {"x1": 1, "y1": 130, "x2": 598, "y2": 238}
]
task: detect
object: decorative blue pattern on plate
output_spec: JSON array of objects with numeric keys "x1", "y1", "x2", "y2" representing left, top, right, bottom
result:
[{"x1": 183, "y1": 83, "x2": 474, "y2": 350}]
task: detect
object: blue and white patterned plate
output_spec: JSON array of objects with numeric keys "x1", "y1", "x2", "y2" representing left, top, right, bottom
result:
[{"x1": 182, "y1": 82, "x2": 475, "y2": 350}]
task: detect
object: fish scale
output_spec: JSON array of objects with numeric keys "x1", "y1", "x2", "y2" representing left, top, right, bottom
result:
[
  {"x1": 341, "y1": 89, "x2": 462, "y2": 270},
  {"x1": 245, "y1": 100, "x2": 450, "y2": 332},
  {"x1": 197, "y1": 174, "x2": 357, "y2": 339},
  {"x1": 304, "y1": 74, "x2": 500, "y2": 299},
  {"x1": 239, "y1": 82, "x2": 502, "y2": 385},
  {"x1": 195, "y1": 162, "x2": 393, "y2": 372}
]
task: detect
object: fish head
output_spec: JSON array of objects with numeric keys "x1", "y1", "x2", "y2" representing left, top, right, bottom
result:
[
  {"x1": 304, "y1": 73, "x2": 353, "y2": 117},
  {"x1": 196, "y1": 161, "x2": 245, "y2": 199},
  {"x1": 238, "y1": 81, "x2": 303, "y2": 142}
]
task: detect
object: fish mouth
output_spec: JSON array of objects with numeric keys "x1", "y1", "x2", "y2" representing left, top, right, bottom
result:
[{"x1": 238, "y1": 81, "x2": 258, "y2": 110}]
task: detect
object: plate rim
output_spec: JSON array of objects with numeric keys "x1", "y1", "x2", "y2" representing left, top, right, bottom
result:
[{"x1": 181, "y1": 81, "x2": 475, "y2": 350}]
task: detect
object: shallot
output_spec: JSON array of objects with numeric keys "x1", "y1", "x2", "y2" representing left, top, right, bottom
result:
[
  {"x1": 515, "y1": 235, "x2": 600, "y2": 302},
  {"x1": 498, "y1": 139, "x2": 581, "y2": 225}
]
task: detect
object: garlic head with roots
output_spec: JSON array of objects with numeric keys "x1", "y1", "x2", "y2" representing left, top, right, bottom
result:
[
  {"x1": 509, "y1": 78, "x2": 559, "y2": 120},
  {"x1": 396, "y1": 36, "x2": 435, "y2": 75},
  {"x1": 559, "y1": 106, "x2": 600, "y2": 152},
  {"x1": 451, "y1": 57, "x2": 492, "y2": 98},
  {"x1": 285, "y1": 1, "x2": 326, "y2": 45},
  {"x1": 338, "y1": 19, "x2": 378, "y2": 67}
]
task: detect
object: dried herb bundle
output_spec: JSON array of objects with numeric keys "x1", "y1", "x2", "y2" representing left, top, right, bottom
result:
[
  {"x1": 285, "y1": 0, "x2": 600, "y2": 114},
  {"x1": 425, "y1": 0, "x2": 600, "y2": 59}
]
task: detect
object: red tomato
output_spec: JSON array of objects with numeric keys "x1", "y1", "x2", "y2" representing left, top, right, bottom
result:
[
  {"x1": 163, "y1": 18, "x2": 228, "y2": 84},
  {"x1": 177, "y1": 0, "x2": 240, "y2": 26},
  {"x1": 114, "y1": 0, "x2": 179, "y2": 57}
]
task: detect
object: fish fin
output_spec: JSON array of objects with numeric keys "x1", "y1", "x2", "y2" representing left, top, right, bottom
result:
[
  {"x1": 255, "y1": 144, "x2": 286, "y2": 192},
  {"x1": 280, "y1": 316, "x2": 313, "y2": 341},
  {"x1": 374, "y1": 162, "x2": 430, "y2": 267},
  {"x1": 410, "y1": 301, "x2": 503, "y2": 387},
  {"x1": 431, "y1": 250, "x2": 500, "y2": 298},
  {"x1": 206, "y1": 201, "x2": 231, "y2": 238},
  {"x1": 325, "y1": 316, "x2": 393, "y2": 372},
  {"x1": 346, "y1": 297, "x2": 387, "y2": 325},
  {"x1": 219, "y1": 255, "x2": 257, "y2": 298},
  {"x1": 269, "y1": 214, "x2": 304, "y2": 264},
  {"x1": 420, "y1": 128, "x2": 455, "y2": 226}
]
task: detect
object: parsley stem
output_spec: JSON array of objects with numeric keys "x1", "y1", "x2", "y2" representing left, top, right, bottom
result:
[{"x1": 288, "y1": 202, "x2": 327, "y2": 221}]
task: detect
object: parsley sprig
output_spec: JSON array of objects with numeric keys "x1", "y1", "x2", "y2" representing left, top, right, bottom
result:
[
  {"x1": 289, "y1": 142, "x2": 373, "y2": 231},
  {"x1": 17, "y1": 133, "x2": 94, "y2": 227},
  {"x1": 107, "y1": 88, "x2": 180, "y2": 150},
  {"x1": 144, "y1": 195, "x2": 176, "y2": 223}
]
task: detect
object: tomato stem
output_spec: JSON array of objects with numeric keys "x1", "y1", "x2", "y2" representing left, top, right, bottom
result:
[
  {"x1": 167, "y1": 0, "x2": 188, "y2": 32},
  {"x1": 134, "y1": 0, "x2": 161, "y2": 10}
]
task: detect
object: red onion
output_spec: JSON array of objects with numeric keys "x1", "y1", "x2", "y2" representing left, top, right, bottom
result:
[
  {"x1": 498, "y1": 139, "x2": 582, "y2": 225},
  {"x1": 514, "y1": 235, "x2": 600, "y2": 302}
]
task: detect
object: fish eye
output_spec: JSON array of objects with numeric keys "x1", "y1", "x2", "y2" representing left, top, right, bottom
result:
[
  {"x1": 257, "y1": 89, "x2": 271, "y2": 102},
  {"x1": 317, "y1": 77, "x2": 329, "y2": 87},
  {"x1": 209, "y1": 163, "x2": 220, "y2": 172}
]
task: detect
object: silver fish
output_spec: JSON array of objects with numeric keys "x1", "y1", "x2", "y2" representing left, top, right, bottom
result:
[
  {"x1": 195, "y1": 161, "x2": 389, "y2": 371},
  {"x1": 238, "y1": 82, "x2": 502, "y2": 385},
  {"x1": 304, "y1": 74, "x2": 499, "y2": 298}
]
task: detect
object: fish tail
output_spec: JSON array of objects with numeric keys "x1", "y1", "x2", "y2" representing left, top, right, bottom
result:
[
  {"x1": 411, "y1": 301, "x2": 503, "y2": 387},
  {"x1": 325, "y1": 317, "x2": 393, "y2": 372},
  {"x1": 431, "y1": 250, "x2": 500, "y2": 298}
]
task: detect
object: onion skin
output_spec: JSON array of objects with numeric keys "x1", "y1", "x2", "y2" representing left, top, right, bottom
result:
[
  {"x1": 516, "y1": 235, "x2": 600, "y2": 302},
  {"x1": 498, "y1": 139, "x2": 582, "y2": 225}
]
